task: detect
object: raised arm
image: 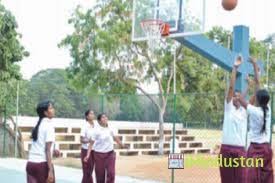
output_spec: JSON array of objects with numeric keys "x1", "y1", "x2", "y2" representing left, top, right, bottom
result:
[
  {"x1": 226, "y1": 56, "x2": 242, "y2": 103},
  {"x1": 241, "y1": 75, "x2": 254, "y2": 99},
  {"x1": 249, "y1": 57, "x2": 260, "y2": 91},
  {"x1": 239, "y1": 72, "x2": 258, "y2": 109},
  {"x1": 247, "y1": 57, "x2": 260, "y2": 104},
  {"x1": 239, "y1": 95, "x2": 249, "y2": 109}
]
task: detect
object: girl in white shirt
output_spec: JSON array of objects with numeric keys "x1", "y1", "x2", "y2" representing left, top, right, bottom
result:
[
  {"x1": 239, "y1": 57, "x2": 273, "y2": 183},
  {"x1": 26, "y1": 101, "x2": 60, "y2": 183},
  {"x1": 219, "y1": 56, "x2": 248, "y2": 183},
  {"x1": 80, "y1": 109, "x2": 96, "y2": 183},
  {"x1": 84, "y1": 113, "x2": 126, "y2": 183}
]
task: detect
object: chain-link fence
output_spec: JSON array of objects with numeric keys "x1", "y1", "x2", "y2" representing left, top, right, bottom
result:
[
  {"x1": 0, "y1": 107, "x2": 7, "y2": 157},
  {"x1": 1, "y1": 91, "x2": 275, "y2": 183},
  {"x1": 0, "y1": 105, "x2": 25, "y2": 158},
  {"x1": 70, "y1": 93, "x2": 224, "y2": 127},
  {"x1": 91, "y1": 93, "x2": 224, "y2": 183},
  {"x1": 93, "y1": 93, "x2": 224, "y2": 183}
]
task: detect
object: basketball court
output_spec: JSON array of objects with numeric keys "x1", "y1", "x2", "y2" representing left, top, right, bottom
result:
[
  {"x1": 0, "y1": 0, "x2": 274, "y2": 182},
  {"x1": 0, "y1": 158, "x2": 162, "y2": 183}
]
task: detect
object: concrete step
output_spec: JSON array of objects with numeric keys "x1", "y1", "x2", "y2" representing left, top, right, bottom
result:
[
  {"x1": 19, "y1": 127, "x2": 32, "y2": 132},
  {"x1": 119, "y1": 151, "x2": 139, "y2": 156},
  {"x1": 138, "y1": 130, "x2": 156, "y2": 135},
  {"x1": 181, "y1": 149, "x2": 195, "y2": 154},
  {"x1": 56, "y1": 135, "x2": 76, "y2": 142},
  {"x1": 71, "y1": 128, "x2": 81, "y2": 133},
  {"x1": 55, "y1": 127, "x2": 68, "y2": 133},
  {"x1": 143, "y1": 135, "x2": 195, "y2": 142},
  {"x1": 118, "y1": 129, "x2": 136, "y2": 134},
  {"x1": 196, "y1": 148, "x2": 211, "y2": 154},
  {"x1": 59, "y1": 144, "x2": 81, "y2": 150},
  {"x1": 181, "y1": 136, "x2": 195, "y2": 141},
  {"x1": 189, "y1": 142, "x2": 203, "y2": 148}
]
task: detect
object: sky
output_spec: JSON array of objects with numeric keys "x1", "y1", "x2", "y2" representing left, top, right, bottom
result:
[{"x1": 2, "y1": 0, "x2": 275, "y2": 81}]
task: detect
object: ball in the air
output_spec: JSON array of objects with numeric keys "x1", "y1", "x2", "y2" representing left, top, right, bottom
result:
[{"x1": 222, "y1": 0, "x2": 238, "y2": 11}]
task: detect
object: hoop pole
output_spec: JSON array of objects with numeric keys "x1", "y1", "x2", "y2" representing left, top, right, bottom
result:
[
  {"x1": 15, "y1": 81, "x2": 20, "y2": 157},
  {"x1": 171, "y1": 46, "x2": 177, "y2": 183}
]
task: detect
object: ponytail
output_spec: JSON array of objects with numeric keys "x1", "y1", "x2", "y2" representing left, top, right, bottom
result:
[
  {"x1": 31, "y1": 117, "x2": 43, "y2": 141},
  {"x1": 260, "y1": 106, "x2": 268, "y2": 134},
  {"x1": 31, "y1": 100, "x2": 52, "y2": 141},
  {"x1": 255, "y1": 89, "x2": 270, "y2": 134}
]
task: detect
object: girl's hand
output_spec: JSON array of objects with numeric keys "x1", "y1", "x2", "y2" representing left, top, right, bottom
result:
[
  {"x1": 84, "y1": 156, "x2": 89, "y2": 162},
  {"x1": 53, "y1": 149, "x2": 61, "y2": 158},
  {"x1": 121, "y1": 144, "x2": 129, "y2": 149},
  {"x1": 234, "y1": 56, "x2": 242, "y2": 68},
  {"x1": 47, "y1": 169, "x2": 54, "y2": 183},
  {"x1": 249, "y1": 57, "x2": 257, "y2": 64}
]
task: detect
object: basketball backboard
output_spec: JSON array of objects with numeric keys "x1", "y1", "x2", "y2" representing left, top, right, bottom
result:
[{"x1": 132, "y1": 0, "x2": 206, "y2": 42}]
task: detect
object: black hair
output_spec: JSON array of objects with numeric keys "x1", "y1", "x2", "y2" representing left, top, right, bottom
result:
[
  {"x1": 97, "y1": 113, "x2": 106, "y2": 122},
  {"x1": 256, "y1": 89, "x2": 270, "y2": 134},
  {"x1": 31, "y1": 101, "x2": 52, "y2": 141},
  {"x1": 97, "y1": 113, "x2": 108, "y2": 127},
  {"x1": 84, "y1": 109, "x2": 93, "y2": 121}
]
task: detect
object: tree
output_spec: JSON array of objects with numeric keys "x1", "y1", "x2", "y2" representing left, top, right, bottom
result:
[
  {"x1": 19, "y1": 69, "x2": 90, "y2": 118},
  {"x1": 115, "y1": 94, "x2": 144, "y2": 121},
  {"x1": 60, "y1": 0, "x2": 182, "y2": 155},
  {"x1": 264, "y1": 33, "x2": 275, "y2": 47},
  {"x1": 0, "y1": 2, "x2": 28, "y2": 121},
  {"x1": 263, "y1": 34, "x2": 275, "y2": 90},
  {"x1": 60, "y1": 0, "x2": 274, "y2": 154}
]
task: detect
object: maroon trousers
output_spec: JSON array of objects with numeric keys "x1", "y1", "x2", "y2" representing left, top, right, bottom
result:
[
  {"x1": 219, "y1": 144, "x2": 247, "y2": 183},
  {"x1": 247, "y1": 143, "x2": 274, "y2": 183},
  {"x1": 26, "y1": 161, "x2": 55, "y2": 183},
  {"x1": 81, "y1": 148, "x2": 95, "y2": 183},
  {"x1": 94, "y1": 151, "x2": 116, "y2": 183}
]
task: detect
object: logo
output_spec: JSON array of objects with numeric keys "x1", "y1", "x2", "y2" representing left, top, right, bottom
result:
[{"x1": 168, "y1": 153, "x2": 184, "y2": 169}]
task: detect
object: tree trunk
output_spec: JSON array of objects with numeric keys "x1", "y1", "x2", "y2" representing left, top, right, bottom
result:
[{"x1": 158, "y1": 109, "x2": 165, "y2": 155}]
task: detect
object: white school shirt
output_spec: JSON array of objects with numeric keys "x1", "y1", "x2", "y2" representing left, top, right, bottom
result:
[
  {"x1": 80, "y1": 121, "x2": 96, "y2": 149},
  {"x1": 91, "y1": 125, "x2": 118, "y2": 153},
  {"x1": 222, "y1": 100, "x2": 248, "y2": 147},
  {"x1": 247, "y1": 104, "x2": 271, "y2": 144},
  {"x1": 28, "y1": 118, "x2": 55, "y2": 163}
]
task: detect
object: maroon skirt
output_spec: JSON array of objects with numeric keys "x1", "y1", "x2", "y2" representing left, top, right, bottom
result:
[
  {"x1": 219, "y1": 144, "x2": 247, "y2": 183},
  {"x1": 81, "y1": 148, "x2": 94, "y2": 183},
  {"x1": 26, "y1": 161, "x2": 55, "y2": 183},
  {"x1": 94, "y1": 150, "x2": 116, "y2": 183},
  {"x1": 247, "y1": 143, "x2": 274, "y2": 183}
]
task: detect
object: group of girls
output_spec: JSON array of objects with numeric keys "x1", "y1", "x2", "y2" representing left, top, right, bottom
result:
[
  {"x1": 24, "y1": 55, "x2": 273, "y2": 183},
  {"x1": 220, "y1": 56, "x2": 273, "y2": 183},
  {"x1": 80, "y1": 110, "x2": 126, "y2": 183},
  {"x1": 26, "y1": 102, "x2": 126, "y2": 183}
]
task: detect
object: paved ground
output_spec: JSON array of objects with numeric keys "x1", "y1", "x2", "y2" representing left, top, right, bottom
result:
[{"x1": 0, "y1": 158, "x2": 163, "y2": 183}]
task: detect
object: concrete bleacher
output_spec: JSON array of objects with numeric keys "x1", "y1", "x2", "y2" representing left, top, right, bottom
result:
[{"x1": 17, "y1": 117, "x2": 211, "y2": 158}]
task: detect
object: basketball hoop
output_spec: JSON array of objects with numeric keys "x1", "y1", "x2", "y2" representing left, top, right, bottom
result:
[{"x1": 141, "y1": 19, "x2": 170, "y2": 51}]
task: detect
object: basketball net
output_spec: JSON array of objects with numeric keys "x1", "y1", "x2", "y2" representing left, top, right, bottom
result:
[{"x1": 141, "y1": 19, "x2": 165, "y2": 51}]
